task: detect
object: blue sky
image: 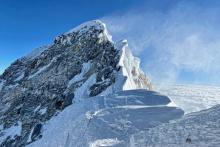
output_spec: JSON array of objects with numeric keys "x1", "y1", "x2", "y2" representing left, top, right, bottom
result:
[
  {"x1": 1, "y1": 0, "x2": 220, "y2": 86},
  {"x1": 0, "y1": 0, "x2": 141, "y2": 72}
]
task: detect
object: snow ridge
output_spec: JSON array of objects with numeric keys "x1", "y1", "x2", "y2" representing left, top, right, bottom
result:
[
  {"x1": 116, "y1": 40, "x2": 152, "y2": 91},
  {"x1": 28, "y1": 90, "x2": 183, "y2": 147}
]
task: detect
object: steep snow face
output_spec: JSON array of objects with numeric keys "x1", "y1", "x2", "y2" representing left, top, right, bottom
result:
[
  {"x1": 158, "y1": 84, "x2": 220, "y2": 114},
  {"x1": 0, "y1": 20, "x2": 152, "y2": 146},
  {"x1": 131, "y1": 105, "x2": 220, "y2": 147},
  {"x1": 116, "y1": 40, "x2": 152, "y2": 91},
  {"x1": 28, "y1": 90, "x2": 183, "y2": 147}
]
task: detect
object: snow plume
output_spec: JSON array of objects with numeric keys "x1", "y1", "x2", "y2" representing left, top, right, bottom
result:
[{"x1": 102, "y1": 0, "x2": 220, "y2": 86}]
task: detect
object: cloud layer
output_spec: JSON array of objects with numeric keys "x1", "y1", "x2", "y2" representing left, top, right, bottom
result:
[{"x1": 102, "y1": 1, "x2": 220, "y2": 86}]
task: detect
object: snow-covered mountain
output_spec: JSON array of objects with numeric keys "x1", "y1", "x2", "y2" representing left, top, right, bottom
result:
[
  {"x1": 1, "y1": 19, "x2": 220, "y2": 147},
  {"x1": 0, "y1": 20, "x2": 156, "y2": 146}
]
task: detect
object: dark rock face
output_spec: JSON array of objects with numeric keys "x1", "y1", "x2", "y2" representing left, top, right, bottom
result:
[
  {"x1": 31, "y1": 123, "x2": 42, "y2": 141},
  {"x1": 0, "y1": 21, "x2": 120, "y2": 146}
]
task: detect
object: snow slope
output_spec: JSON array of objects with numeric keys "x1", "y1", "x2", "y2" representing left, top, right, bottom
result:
[
  {"x1": 158, "y1": 84, "x2": 220, "y2": 114},
  {"x1": 28, "y1": 90, "x2": 183, "y2": 147},
  {"x1": 130, "y1": 85, "x2": 220, "y2": 147},
  {"x1": 130, "y1": 104, "x2": 220, "y2": 147}
]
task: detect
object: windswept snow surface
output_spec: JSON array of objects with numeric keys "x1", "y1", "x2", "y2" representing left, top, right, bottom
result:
[
  {"x1": 129, "y1": 85, "x2": 220, "y2": 147},
  {"x1": 158, "y1": 84, "x2": 220, "y2": 114},
  {"x1": 28, "y1": 90, "x2": 183, "y2": 147},
  {"x1": 130, "y1": 105, "x2": 220, "y2": 147}
]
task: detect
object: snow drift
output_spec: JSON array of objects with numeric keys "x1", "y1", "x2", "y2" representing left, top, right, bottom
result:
[{"x1": 28, "y1": 90, "x2": 183, "y2": 147}]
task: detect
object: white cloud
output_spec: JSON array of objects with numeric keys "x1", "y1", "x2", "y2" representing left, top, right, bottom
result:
[{"x1": 102, "y1": 1, "x2": 220, "y2": 85}]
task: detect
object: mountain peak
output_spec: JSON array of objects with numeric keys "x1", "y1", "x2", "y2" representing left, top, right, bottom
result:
[
  {"x1": 65, "y1": 20, "x2": 107, "y2": 34},
  {"x1": 0, "y1": 20, "x2": 152, "y2": 146},
  {"x1": 54, "y1": 20, "x2": 112, "y2": 46}
]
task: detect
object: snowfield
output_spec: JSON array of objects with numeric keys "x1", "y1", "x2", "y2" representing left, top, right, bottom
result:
[
  {"x1": 158, "y1": 84, "x2": 220, "y2": 114},
  {"x1": 129, "y1": 84, "x2": 220, "y2": 147},
  {"x1": 28, "y1": 90, "x2": 183, "y2": 147},
  {"x1": 130, "y1": 105, "x2": 220, "y2": 147}
]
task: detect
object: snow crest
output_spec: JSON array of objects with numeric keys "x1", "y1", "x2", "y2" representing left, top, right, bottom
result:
[{"x1": 116, "y1": 40, "x2": 152, "y2": 90}]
